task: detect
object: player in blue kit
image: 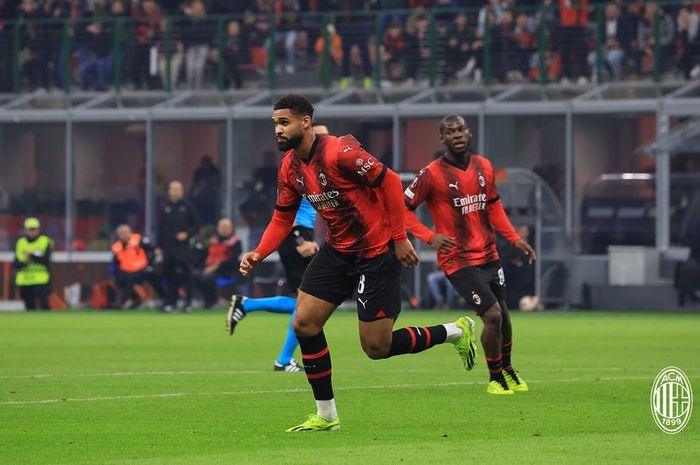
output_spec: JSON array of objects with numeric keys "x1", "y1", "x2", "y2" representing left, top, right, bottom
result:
[{"x1": 225, "y1": 123, "x2": 327, "y2": 372}]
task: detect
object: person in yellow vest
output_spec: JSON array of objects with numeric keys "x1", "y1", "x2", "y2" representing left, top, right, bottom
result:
[
  {"x1": 111, "y1": 224, "x2": 163, "y2": 309},
  {"x1": 13, "y1": 217, "x2": 53, "y2": 310},
  {"x1": 193, "y1": 217, "x2": 242, "y2": 308}
]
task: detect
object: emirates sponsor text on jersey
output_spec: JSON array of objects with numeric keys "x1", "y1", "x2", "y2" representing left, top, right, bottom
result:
[{"x1": 452, "y1": 193, "x2": 487, "y2": 214}]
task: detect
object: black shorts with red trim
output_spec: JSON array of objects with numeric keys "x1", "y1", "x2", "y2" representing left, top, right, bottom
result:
[
  {"x1": 447, "y1": 260, "x2": 506, "y2": 315},
  {"x1": 299, "y1": 242, "x2": 402, "y2": 322}
]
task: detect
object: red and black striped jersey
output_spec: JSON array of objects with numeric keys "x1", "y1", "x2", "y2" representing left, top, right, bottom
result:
[
  {"x1": 404, "y1": 154, "x2": 520, "y2": 275},
  {"x1": 275, "y1": 134, "x2": 395, "y2": 258}
]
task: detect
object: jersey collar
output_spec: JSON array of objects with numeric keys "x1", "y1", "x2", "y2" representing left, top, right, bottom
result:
[
  {"x1": 441, "y1": 153, "x2": 471, "y2": 171},
  {"x1": 302, "y1": 135, "x2": 321, "y2": 165}
]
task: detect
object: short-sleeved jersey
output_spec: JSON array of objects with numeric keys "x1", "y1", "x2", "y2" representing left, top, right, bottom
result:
[
  {"x1": 276, "y1": 134, "x2": 391, "y2": 258},
  {"x1": 405, "y1": 154, "x2": 501, "y2": 275},
  {"x1": 294, "y1": 198, "x2": 316, "y2": 229}
]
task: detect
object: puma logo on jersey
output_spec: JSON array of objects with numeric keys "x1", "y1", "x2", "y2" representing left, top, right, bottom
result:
[
  {"x1": 449, "y1": 181, "x2": 459, "y2": 190},
  {"x1": 343, "y1": 145, "x2": 352, "y2": 153},
  {"x1": 358, "y1": 298, "x2": 368, "y2": 309},
  {"x1": 295, "y1": 177, "x2": 304, "y2": 187}
]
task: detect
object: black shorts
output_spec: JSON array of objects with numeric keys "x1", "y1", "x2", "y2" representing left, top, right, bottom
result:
[
  {"x1": 278, "y1": 226, "x2": 315, "y2": 293},
  {"x1": 447, "y1": 260, "x2": 506, "y2": 315},
  {"x1": 299, "y1": 242, "x2": 402, "y2": 322}
]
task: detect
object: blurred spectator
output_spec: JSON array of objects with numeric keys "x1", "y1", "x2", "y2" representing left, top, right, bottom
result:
[
  {"x1": 193, "y1": 217, "x2": 243, "y2": 308},
  {"x1": 129, "y1": 0, "x2": 162, "y2": 89},
  {"x1": 0, "y1": 0, "x2": 12, "y2": 92},
  {"x1": 528, "y1": 45, "x2": 562, "y2": 82},
  {"x1": 42, "y1": 0, "x2": 71, "y2": 89},
  {"x1": 18, "y1": 0, "x2": 50, "y2": 90},
  {"x1": 490, "y1": 9, "x2": 518, "y2": 81},
  {"x1": 182, "y1": 0, "x2": 212, "y2": 89},
  {"x1": 159, "y1": 0, "x2": 185, "y2": 15},
  {"x1": 157, "y1": 180, "x2": 200, "y2": 312},
  {"x1": 13, "y1": 217, "x2": 53, "y2": 311},
  {"x1": 242, "y1": 9, "x2": 269, "y2": 47},
  {"x1": 432, "y1": 0, "x2": 460, "y2": 24},
  {"x1": 159, "y1": 16, "x2": 184, "y2": 89},
  {"x1": 210, "y1": 0, "x2": 253, "y2": 15},
  {"x1": 274, "y1": 0, "x2": 307, "y2": 74},
  {"x1": 447, "y1": 13, "x2": 479, "y2": 82},
  {"x1": 558, "y1": 0, "x2": 590, "y2": 83},
  {"x1": 676, "y1": 7, "x2": 700, "y2": 79},
  {"x1": 636, "y1": 1, "x2": 676, "y2": 76},
  {"x1": 381, "y1": 18, "x2": 407, "y2": 85},
  {"x1": 513, "y1": 12, "x2": 536, "y2": 78},
  {"x1": 427, "y1": 269, "x2": 456, "y2": 309},
  {"x1": 477, "y1": 0, "x2": 503, "y2": 37},
  {"x1": 587, "y1": 3, "x2": 635, "y2": 81},
  {"x1": 111, "y1": 224, "x2": 163, "y2": 309},
  {"x1": 77, "y1": 12, "x2": 114, "y2": 90},
  {"x1": 240, "y1": 151, "x2": 277, "y2": 250},
  {"x1": 405, "y1": 11, "x2": 431, "y2": 84},
  {"x1": 111, "y1": 1, "x2": 129, "y2": 75},
  {"x1": 315, "y1": 22, "x2": 343, "y2": 78},
  {"x1": 223, "y1": 19, "x2": 250, "y2": 89},
  {"x1": 189, "y1": 155, "x2": 222, "y2": 227},
  {"x1": 337, "y1": 0, "x2": 374, "y2": 89},
  {"x1": 252, "y1": 150, "x2": 280, "y2": 195}
]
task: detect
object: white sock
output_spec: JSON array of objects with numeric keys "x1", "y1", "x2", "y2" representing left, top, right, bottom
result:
[
  {"x1": 316, "y1": 399, "x2": 337, "y2": 421},
  {"x1": 443, "y1": 322, "x2": 463, "y2": 343}
]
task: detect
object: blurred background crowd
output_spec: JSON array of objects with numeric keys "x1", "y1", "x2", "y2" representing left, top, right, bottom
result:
[{"x1": 0, "y1": 0, "x2": 698, "y2": 93}]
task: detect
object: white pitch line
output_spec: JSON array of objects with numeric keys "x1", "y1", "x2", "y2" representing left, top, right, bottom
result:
[
  {"x1": 0, "y1": 376, "x2": 654, "y2": 406},
  {"x1": 3, "y1": 366, "x2": 694, "y2": 380},
  {"x1": 0, "y1": 370, "x2": 261, "y2": 380}
]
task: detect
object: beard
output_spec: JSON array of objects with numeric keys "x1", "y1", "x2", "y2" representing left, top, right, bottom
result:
[{"x1": 277, "y1": 132, "x2": 303, "y2": 151}]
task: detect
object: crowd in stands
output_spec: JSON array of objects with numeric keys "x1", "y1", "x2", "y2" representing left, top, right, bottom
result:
[{"x1": 0, "y1": 0, "x2": 698, "y2": 93}]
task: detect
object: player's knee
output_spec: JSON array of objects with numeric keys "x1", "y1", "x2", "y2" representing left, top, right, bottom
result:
[
  {"x1": 292, "y1": 315, "x2": 320, "y2": 337},
  {"x1": 361, "y1": 340, "x2": 391, "y2": 360},
  {"x1": 481, "y1": 305, "x2": 502, "y2": 328}
]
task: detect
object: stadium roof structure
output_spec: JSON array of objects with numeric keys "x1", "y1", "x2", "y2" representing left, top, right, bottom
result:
[
  {"x1": 638, "y1": 114, "x2": 700, "y2": 156},
  {"x1": 1, "y1": 81, "x2": 699, "y2": 122}
]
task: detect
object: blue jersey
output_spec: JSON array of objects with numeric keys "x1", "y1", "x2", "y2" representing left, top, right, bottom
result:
[{"x1": 295, "y1": 199, "x2": 316, "y2": 229}]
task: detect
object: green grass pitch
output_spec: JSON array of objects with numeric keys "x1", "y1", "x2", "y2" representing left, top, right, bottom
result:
[{"x1": 1, "y1": 310, "x2": 698, "y2": 465}]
